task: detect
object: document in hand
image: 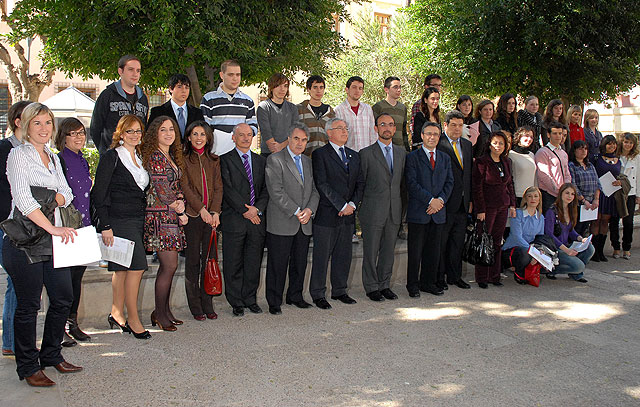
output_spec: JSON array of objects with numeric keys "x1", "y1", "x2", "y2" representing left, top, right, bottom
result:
[
  {"x1": 599, "y1": 171, "x2": 621, "y2": 197},
  {"x1": 528, "y1": 245, "x2": 554, "y2": 271},
  {"x1": 97, "y1": 235, "x2": 135, "y2": 268},
  {"x1": 53, "y1": 226, "x2": 102, "y2": 268},
  {"x1": 569, "y1": 234, "x2": 593, "y2": 253},
  {"x1": 579, "y1": 206, "x2": 598, "y2": 221}
]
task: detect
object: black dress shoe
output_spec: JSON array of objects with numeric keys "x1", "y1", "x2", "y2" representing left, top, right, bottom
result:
[
  {"x1": 380, "y1": 288, "x2": 398, "y2": 300},
  {"x1": 331, "y1": 294, "x2": 357, "y2": 304},
  {"x1": 247, "y1": 304, "x2": 263, "y2": 314},
  {"x1": 268, "y1": 306, "x2": 282, "y2": 315},
  {"x1": 453, "y1": 279, "x2": 471, "y2": 289},
  {"x1": 576, "y1": 278, "x2": 588, "y2": 283},
  {"x1": 232, "y1": 306, "x2": 245, "y2": 316},
  {"x1": 408, "y1": 289, "x2": 421, "y2": 298},
  {"x1": 491, "y1": 282, "x2": 504, "y2": 287},
  {"x1": 420, "y1": 287, "x2": 444, "y2": 296},
  {"x1": 478, "y1": 282, "x2": 488, "y2": 289},
  {"x1": 366, "y1": 291, "x2": 385, "y2": 302},
  {"x1": 61, "y1": 332, "x2": 77, "y2": 347},
  {"x1": 314, "y1": 298, "x2": 332, "y2": 309},
  {"x1": 285, "y1": 299, "x2": 312, "y2": 308},
  {"x1": 437, "y1": 282, "x2": 448, "y2": 291}
]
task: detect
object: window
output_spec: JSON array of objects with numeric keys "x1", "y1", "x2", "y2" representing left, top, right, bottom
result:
[
  {"x1": 374, "y1": 12, "x2": 391, "y2": 34},
  {"x1": 0, "y1": 84, "x2": 11, "y2": 137}
]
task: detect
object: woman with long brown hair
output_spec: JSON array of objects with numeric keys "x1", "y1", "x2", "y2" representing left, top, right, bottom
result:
[
  {"x1": 544, "y1": 183, "x2": 593, "y2": 282},
  {"x1": 142, "y1": 116, "x2": 187, "y2": 332},
  {"x1": 472, "y1": 99, "x2": 502, "y2": 158},
  {"x1": 495, "y1": 93, "x2": 518, "y2": 138},
  {"x1": 412, "y1": 87, "x2": 440, "y2": 150},
  {"x1": 541, "y1": 99, "x2": 568, "y2": 149},
  {"x1": 92, "y1": 114, "x2": 151, "y2": 339}
]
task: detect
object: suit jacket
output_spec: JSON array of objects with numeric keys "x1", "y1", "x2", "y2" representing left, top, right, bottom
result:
[
  {"x1": 472, "y1": 154, "x2": 516, "y2": 213},
  {"x1": 219, "y1": 150, "x2": 269, "y2": 233},
  {"x1": 148, "y1": 101, "x2": 205, "y2": 141},
  {"x1": 311, "y1": 143, "x2": 364, "y2": 227},
  {"x1": 405, "y1": 148, "x2": 454, "y2": 225},
  {"x1": 265, "y1": 148, "x2": 319, "y2": 236},
  {"x1": 437, "y1": 135, "x2": 472, "y2": 213},
  {"x1": 358, "y1": 141, "x2": 406, "y2": 226}
]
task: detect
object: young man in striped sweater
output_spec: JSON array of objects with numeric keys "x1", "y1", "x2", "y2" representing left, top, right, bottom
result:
[{"x1": 297, "y1": 75, "x2": 335, "y2": 157}]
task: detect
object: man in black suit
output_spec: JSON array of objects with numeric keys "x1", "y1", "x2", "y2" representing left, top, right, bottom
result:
[
  {"x1": 310, "y1": 118, "x2": 365, "y2": 309},
  {"x1": 219, "y1": 123, "x2": 269, "y2": 316},
  {"x1": 437, "y1": 111, "x2": 473, "y2": 290},
  {"x1": 148, "y1": 73, "x2": 204, "y2": 141}
]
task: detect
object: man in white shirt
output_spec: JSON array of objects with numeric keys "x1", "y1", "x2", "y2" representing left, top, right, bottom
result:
[{"x1": 334, "y1": 76, "x2": 376, "y2": 152}]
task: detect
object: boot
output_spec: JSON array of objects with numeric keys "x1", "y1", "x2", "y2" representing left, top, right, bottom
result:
[
  {"x1": 67, "y1": 317, "x2": 91, "y2": 342},
  {"x1": 62, "y1": 331, "x2": 77, "y2": 347},
  {"x1": 598, "y1": 234, "x2": 609, "y2": 262},
  {"x1": 590, "y1": 235, "x2": 601, "y2": 262}
]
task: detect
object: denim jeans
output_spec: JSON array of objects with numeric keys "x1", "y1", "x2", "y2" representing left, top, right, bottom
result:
[
  {"x1": 554, "y1": 243, "x2": 595, "y2": 279},
  {"x1": 1, "y1": 231, "x2": 16, "y2": 352}
]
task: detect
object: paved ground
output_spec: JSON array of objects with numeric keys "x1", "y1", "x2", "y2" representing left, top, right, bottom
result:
[{"x1": 1, "y1": 238, "x2": 640, "y2": 407}]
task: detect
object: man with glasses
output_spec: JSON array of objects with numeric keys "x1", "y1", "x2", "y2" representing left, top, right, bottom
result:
[
  {"x1": 373, "y1": 77, "x2": 409, "y2": 152},
  {"x1": 91, "y1": 55, "x2": 149, "y2": 154}
]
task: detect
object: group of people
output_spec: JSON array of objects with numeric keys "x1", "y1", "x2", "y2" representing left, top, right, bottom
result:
[{"x1": 0, "y1": 55, "x2": 635, "y2": 388}]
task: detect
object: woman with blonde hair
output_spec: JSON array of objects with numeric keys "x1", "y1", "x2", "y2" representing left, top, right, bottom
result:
[
  {"x1": 567, "y1": 105, "x2": 585, "y2": 145},
  {"x1": 91, "y1": 114, "x2": 151, "y2": 339},
  {"x1": 583, "y1": 109, "x2": 602, "y2": 163}
]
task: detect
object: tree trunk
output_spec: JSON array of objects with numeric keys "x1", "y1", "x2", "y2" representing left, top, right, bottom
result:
[{"x1": 186, "y1": 65, "x2": 201, "y2": 107}]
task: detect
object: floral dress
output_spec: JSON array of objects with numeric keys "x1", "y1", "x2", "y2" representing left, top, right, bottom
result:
[{"x1": 144, "y1": 150, "x2": 187, "y2": 251}]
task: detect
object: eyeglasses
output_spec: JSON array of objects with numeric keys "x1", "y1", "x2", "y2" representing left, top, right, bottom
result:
[
  {"x1": 125, "y1": 129, "x2": 143, "y2": 135},
  {"x1": 377, "y1": 123, "x2": 396, "y2": 128},
  {"x1": 390, "y1": 85, "x2": 402, "y2": 90},
  {"x1": 330, "y1": 126, "x2": 348, "y2": 132},
  {"x1": 66, "y1": 130, "x2": 86, "y2": 138},
  {"x1": 422, "y1": 132, "x2": 440, "y2": 137}
]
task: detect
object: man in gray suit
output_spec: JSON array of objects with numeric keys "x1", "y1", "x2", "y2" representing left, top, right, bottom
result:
[
  {"x1": 265, "y1": 123, "x2": 320, "y2": 315},
  {"x1": 358, "y1": 113, "x2": 406, "y2": 301}
]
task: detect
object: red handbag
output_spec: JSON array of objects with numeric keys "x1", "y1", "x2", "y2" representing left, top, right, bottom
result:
[
  {"x1": 204, "y1": 228, "x2": 222, "y2": 296},
  {"x1": 524, "y1": 263, "x2": 541, "y2": 287}
]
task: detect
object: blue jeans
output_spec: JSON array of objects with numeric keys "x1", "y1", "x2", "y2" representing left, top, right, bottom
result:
[
  {"x1": 1, "y1": 231, "x2": 16, "y2": 352},
  {"x1": 554, "y1": 244, "x2": 595, "y2": 279}
]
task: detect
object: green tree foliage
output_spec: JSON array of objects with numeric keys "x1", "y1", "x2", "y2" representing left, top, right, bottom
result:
[
  {"x1": 404, "y1": 0, "x2": 640, "y2": 104},
  {"x1": 323, "y1": 9, "x2": 423, "y2": 108},
  {"x1": 8, "y1": 0, "x2": 348, "y2": 102}
]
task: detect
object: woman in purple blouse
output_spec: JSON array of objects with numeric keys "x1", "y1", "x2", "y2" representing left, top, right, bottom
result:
[{"x1": 55, "y1": 118, "x2": 92, "y2": 347}]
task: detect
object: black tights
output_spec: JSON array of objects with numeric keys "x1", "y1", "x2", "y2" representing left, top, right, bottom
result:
[
  {"x1": 69, "y1": 266, "x2": 86, "y2": 319},
  {"x1": 154, "y1": 251, "x2": 178, "y2": 325}
]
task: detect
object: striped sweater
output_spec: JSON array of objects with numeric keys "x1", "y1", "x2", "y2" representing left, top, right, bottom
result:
[{"x1": 297, "y1": 100, "x2": 335, "y2": 157}]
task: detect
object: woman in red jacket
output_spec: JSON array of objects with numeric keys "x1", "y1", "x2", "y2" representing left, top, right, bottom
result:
[{"x1": 567, "y1": 105, "x2": 585, "y2": 145}]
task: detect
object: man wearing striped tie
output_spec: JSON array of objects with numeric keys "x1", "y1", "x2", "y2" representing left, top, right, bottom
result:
[
  {"x1": 219, "y1": 123, "x2": 269, "y2": 317},
  {"x1": 437, "y1": 110, "x2": 474, "y2": 290}
]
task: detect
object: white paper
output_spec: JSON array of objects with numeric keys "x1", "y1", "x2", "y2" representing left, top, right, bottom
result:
[
  {"x1": 213, "y1": 129, "x2": 235, "y2": 156},
  {"x1": 569, "y1": 235, "x2": 593, "y2": 253},
  {"x1": 528, "y1": 245, "x2": 554, "y2": 271},
  {"x1": 97, "y1": 234, "x2": 135, "y2": 268},
  {"x1": 579, "y1": 206, "x2": 598, "y2": 221},
  {"x1": 599, "y1": 171, "x2": 621, "y2": 197},
  {"x1": 53, "y1": 226, "x2": 102, "y2": 268}
]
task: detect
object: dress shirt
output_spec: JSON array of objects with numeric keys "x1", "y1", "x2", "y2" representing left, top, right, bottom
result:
[
  {"x1": 334, "y1": 99, "x2": 376, "y2": 152},
  {"x1": 115, "y1": 146, "x2": 149, "y2": 191},
  {"x1": 420, "y1": 146, "x2": 444, "y2": 204},
  {"x1": 286, "y1": 146, "x2": 304, "y2": 180},
  {"x1": 503, "y1": 208, "x2": 545, "y2": 250},
  {"x1": 236, "y1": 147, "x2": 253, "y2": 176},
  {"x1": 377, "y1": 139, "x2": 393, "y2": 170},
  {"x1": 535, "y1": 143, "x2": 571, "y2": 196},
  {"x1": 7, "y1": 142, "x2": 74, "y2": 217},
  {"x1": 170, "y1": 99, "x2": 188, "y2": 122},
  {"x1": 568, "y1": 161, "x2": 601, "y2": 203},
  {"x1": 328, "y1": 141, "x2": 356, "y2": 211},
  {"x1": 8, "y1": 134, "x2": 20, "y2": 148}
]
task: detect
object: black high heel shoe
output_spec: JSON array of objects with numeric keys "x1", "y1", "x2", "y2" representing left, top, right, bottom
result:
[
  {"x1": 125, "y1": 322, "x2": 151, "y2": 339},
  {"x1": 107, "y1": 314, "x2": 131, "y2": 333}
]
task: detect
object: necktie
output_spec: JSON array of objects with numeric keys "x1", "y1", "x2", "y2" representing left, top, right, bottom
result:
[
  {"x1": 339, "y1": 147, "x2": 348, "y2": 167},
  {"x1": 430, "y1": 151, "x2": 435, "y2": 170},
  {"x1": 384, "y1": 145, "x2": 393, "y2": 174},
  {"x1": 242, "y1": 153, "x2": 255, "y2": 205},
  {"x1": 294, "y1": 155, "x2": 304, "y2": 182},
  {"x1": 452, "y1": 140, "x2": 463, "y2": 168},
  {"x1": 177, "y1": 107, "x2": 186, "y2": 137}
]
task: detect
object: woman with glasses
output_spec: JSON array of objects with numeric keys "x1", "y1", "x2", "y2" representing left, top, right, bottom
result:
[{"x1": 91, "y1": 114, "x2": 151, "y2": 339}]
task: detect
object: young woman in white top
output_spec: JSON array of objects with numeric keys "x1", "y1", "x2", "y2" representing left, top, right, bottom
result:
[{"x1": 610, "y1": 133, "x2": 640, "y2": 259}]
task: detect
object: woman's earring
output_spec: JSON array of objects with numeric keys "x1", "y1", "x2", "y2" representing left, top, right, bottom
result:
[
  {"x1": 138, "y1": 140, "x2": 142, "y2": 145},
  {"x1": 119, "y1": 139, "x2": 124, "y2": 145}
]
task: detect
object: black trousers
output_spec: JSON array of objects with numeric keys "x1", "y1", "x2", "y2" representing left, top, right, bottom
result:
[
  {"x1": 69, "y1": 266, "x2": 86, "y2": 318},
  {"x1": 310, "y1": 222, "x2": 353, "y2": 300},
  {"x1": 183, "y1": 215, "x2": 215, "y2": 315},
  {"x1": 265, "y1": 229, "x2": 310, "y2": 307},
  {"x1": 221, "y1": 227, "x2": 265, "y2": 307},
  {"x1": 541, "y1": 190, "x2": 556, "y2": 215},
  {"x1": 2, "y1": 237, "x2": 72, "y2": 378},
  {"x1": 609, "y1": 195, "x2": 636, "y2": 251},
  {"x1": 439, "y1": 208, "x2": 467, "y2": 284},
  {"x1": 502, "y1": 247, "x2": 532, "y2": 278},
  {"x1": 407, "y1": 221, "x2": 442, "y2": 292}
]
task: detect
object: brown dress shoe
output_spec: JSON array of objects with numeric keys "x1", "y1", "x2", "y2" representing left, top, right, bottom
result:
[
  {"x1": 23, "y1": 370, "x2": 56, "y2": 386},
  {"x1": 54, "y1": 361, "x2": 83, "y2": 374}
]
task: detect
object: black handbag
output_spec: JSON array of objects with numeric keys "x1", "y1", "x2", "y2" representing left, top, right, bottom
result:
[{"x1": 463, "y1": 220, "x2": 495, "y2": 266}]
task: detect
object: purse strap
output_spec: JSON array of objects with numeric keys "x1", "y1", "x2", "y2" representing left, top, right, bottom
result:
[{"x1": 206, "y1": 227, "x2": 218, "y2": 261}]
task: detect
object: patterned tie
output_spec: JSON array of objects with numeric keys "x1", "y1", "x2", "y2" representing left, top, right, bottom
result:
[
  {"x1": 452, "y1": 140, "x2": 463, "y2": 168},
  {"x1": 242, "y1": 153, "x2": 255, "y2": 205},
  {"x1": 339, "y1": 147, "x2": 348, "y2": 167},
  {"x1": 177, "y1": 107, "x2": 186, "y2": 137},
  {"x1": 430, "y1": 151, "x2": 435, "y2": 170},
  {"x1": 384, "y1": 145, "x2": 393, "y2": 174},
  {"x1": 294, "y1": 155, "x2": 304, "y2": 182}
]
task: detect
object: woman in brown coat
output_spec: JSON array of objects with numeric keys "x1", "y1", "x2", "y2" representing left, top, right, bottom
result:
[{"x1": 180, "y1": 121, "x2": 223, "y2": 321}]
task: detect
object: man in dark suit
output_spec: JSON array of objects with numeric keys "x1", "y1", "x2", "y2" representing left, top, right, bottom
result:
[
  {"x1": 437, "y1": 111, "x2": 473, "y2": 290},
  {"x1": 405, "y1": 121, "x2": 454, "y2": 297},
  {"x1": 310, "y1": 118, "x2": 365, "y2": 309},
  {"x1": 219, "y1": 123, "x2": 269, "y2": 316},
  {"x1": 358, "y1": 113, "x2": 406, "y2": 302},
  {"x1": 264, "y1": 123, "x2": 319, "y2": 315},
  {"x1": 148, "y1": 73, "x2": 204, "y2": 141}
]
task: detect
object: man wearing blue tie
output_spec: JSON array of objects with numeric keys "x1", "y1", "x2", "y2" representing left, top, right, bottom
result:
[{"x1": 148, "y1": 74, "x2": 204, "y2": 141}]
